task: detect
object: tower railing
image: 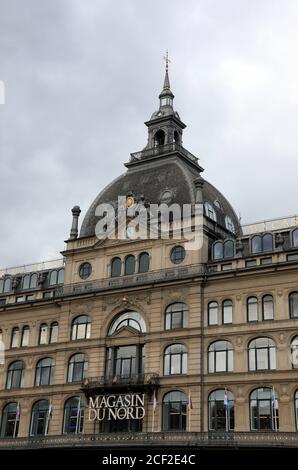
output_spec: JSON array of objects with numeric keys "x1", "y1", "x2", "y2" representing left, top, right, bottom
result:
[{"x1": 130, "y1": 142, "x2": 198, "y2": 164}]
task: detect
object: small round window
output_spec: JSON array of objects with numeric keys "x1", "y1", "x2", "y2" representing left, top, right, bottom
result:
[
  {"x1": 170, "y1": 245, "x2": 185, "y2": 264},
  {"x1": 79, "y1": 262, "x2": 92, "y2": 280}
]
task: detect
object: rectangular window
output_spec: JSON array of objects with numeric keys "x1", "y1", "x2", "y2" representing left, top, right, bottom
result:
[
  {"x1": 246, "y1": 259, "x2": 257, "y2": 267},
  {"x1": 43, "y1": 292, "x2": 53, "y2": 299},
  {"x1": 261, "y1": 257, "x2": 272, "y2": 265},
  {"x1": 16, "y1": 296, "x2": 24, "y2": 303},
  {"x1": 26, "y1": 295, "x2": 34, "y2": 301},
  {"x1": 221, "y1": 263, "x2": 232, "y2": 271},
  {"x1": 287, "y1": 254, "x2": 298, "y2": 262}
]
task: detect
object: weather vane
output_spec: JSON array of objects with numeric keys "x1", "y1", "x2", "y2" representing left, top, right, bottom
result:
[{"x1": 163, "y1": 50, "x2": 171, "y2": 72}]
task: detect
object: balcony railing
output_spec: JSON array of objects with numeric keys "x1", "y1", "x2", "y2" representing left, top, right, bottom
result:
[
  {"x1": 82, "y1": 373, "x2": 159, "y2": 394},
  {"x1": 1, "y1": 432, "x2": 298, "y2": 449},
  {"x1": 55, "y1": 264, "x2": 204, "y2": 298},
  {"x1": 129, "y1": 143, "x2": 199, "y2": 165}
]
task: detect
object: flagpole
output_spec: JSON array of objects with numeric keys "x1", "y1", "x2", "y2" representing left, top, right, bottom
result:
[
  {"x1": 224, "y1": 388, "x2": 228, "y2": 432},
  {"x1": 45, "y1": 400, "x2": 52, "y2": 436},
  {"x1": 13, "y1": 402, "x2": 19, "y2": 438},
  {"x1": 273, "y1": 387, "x2": 278, "y2": 432},
  {"x1": 151, "y1": 391, "x2": 156, "y2": 432},
  {"x1": 188, "y1": 390, "x2": 191, "y2": 432}
]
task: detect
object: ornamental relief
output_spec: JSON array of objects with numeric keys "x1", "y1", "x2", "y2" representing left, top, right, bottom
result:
[
  {"x1": 102, "y1": 293, "x2": 151, "y2": 312},
  {"x1": 161, "y1": 288, "x2": 189, "y2": 310},
  {"x1": 69, "y1": 301, "x2": 94, "y2": 316}
]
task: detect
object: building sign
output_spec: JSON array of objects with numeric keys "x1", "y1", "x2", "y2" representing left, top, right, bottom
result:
[{"x1": 88, "y1": 393, "x2": 145, "y2": 421}]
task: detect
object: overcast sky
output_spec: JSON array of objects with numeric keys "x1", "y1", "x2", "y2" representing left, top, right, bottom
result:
[{"x1": 1, "y1": 0, "x2": 298, "y2": 268}]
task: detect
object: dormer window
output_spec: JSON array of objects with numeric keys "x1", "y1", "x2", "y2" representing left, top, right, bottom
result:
[
  {"x1": 225, "y1": 216, "x2": 235, "y2": 234},
  {"x1": 204, "y1": 202, "x2": 217, "y2": 222}
]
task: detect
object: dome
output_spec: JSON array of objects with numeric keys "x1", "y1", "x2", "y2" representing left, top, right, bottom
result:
[{"x1": 80, "y1": 155, "x2": 241, "y2": 238}]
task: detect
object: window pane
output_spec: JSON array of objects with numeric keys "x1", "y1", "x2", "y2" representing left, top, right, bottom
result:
[
  {"x1": 111, "y1": 258, "x2": 121, "y2": 277},
  {"x1": 125, "y1": 256, "x2": 135, "y2": 275},
  {"x1": 252, "y1": 236, "x2": 262, "y2": 253},
  {"x1": 290, "y1": 293, "x2": 298, "y2": 318},
  {"x1": 263, "y1": 234, "x2": 273, "y2": 252},
  {"x1": 248, "y1": 298, "x2": 258, "y2": 321},
  {"x1": 293, "y1": 229, "x2": 298, "y2": 247},
  {"x1": 263, "y1": 296, "x2": 274, "y2": 320},
  {"x1": 213, "y1": 242, "x2": 223, "y2": 260},
  {"x1": 223, "y1": 301, "x2": 232, "y2": 324},
  {"x1": 139, "y1": 253, "x2": 149, "y2": 273}
]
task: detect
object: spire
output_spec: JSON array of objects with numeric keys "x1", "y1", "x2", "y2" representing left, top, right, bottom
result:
[{"x1": 159, "y1": 50, "x2": 174, "y2": 105}]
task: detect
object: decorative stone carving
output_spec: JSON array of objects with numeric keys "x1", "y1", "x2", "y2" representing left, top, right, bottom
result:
[
  {"x1": 236, "y1": 239, "x2": 244, "y2": 255},
  {"x1": 11, "y1": 276, "x2": 22, "y2": 290},
  {"x1": 102, "y1": 293, "x2": 151, "y2": 311},
  {"x1": 275, "y1": 232, "x2": 285, "y2": 248},
  {"x1": 37, "y1": 272, "x2": 47, "y2": 286}
]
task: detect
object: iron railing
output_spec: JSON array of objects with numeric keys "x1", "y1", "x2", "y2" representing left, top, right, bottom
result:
[
  {"x1": 130, "y1": 143, "x2": 199, "y2": 164},
  {"x1": 82, "y1": 373, "x2": 159, "y2": 389}
]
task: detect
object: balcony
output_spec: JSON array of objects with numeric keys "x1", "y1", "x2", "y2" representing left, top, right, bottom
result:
[
  {"x1": 82, "y1": 373, "x2": 159, "y2": 395},
  {"x1": 1, "y1": 432, "x2": 298, "y2": 449},
  {"x1": 128, "y1": 143, "x2": 203, "y2": 170},
  {"x1": 55, "y1": 264, "x2": 204, "y2": 299}
]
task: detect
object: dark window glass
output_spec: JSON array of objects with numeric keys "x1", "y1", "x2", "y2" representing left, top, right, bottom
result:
[
  {"x1": 49, "y1": 270, "x2": 58, "y2": 286},
  {"x1": 224, "y1": 240, "x2": 234, "y2": 258},
  {"x1": 165, "y1": 303, "x2": 188, "y2": 330},
  {"x1": 247, "y1": 297, "x2": 258, "y2": 322},
  {"x1": 79, "y1": 263, "x2": 92, "y2": 280},
  {"x1": 111, "y1": 257, "x2": 121, "y2": 277},
  {"x1": 0, "y1": 280, "x2": 3, "y2": 294},
  {"x1": 262, "y1": 295, "x2": 274, "y2": 320},
  {"x1": 222, "y1": 300, "x2": 233, "y2": 324},
  {"x1": 208, "y1": 389, "x2": 234, "y2": 431},
  {"x1": 71, "y1": 315, "x2": 91, "y2": 340},
  {"x1": 162, "y1": 391, "x2": 187, "y2": 431},
  {"x1": 250, "y1": 388, "x2": 279, "y2": 431},
  {"x1": 1, "y1": 403, "x2": 20, "y2": 438},
  {"x1": 248, "y1": 337, "x2": 276, "y2": 371},
  {"x1": 170, "y1": 246, "x2": 185, "y2": 264},
  {"x1": 208, "y1": 341, "x2": 234, "y2": 373},
  {"x1": 63, "y1": 397, "x2": 84, "y2": 434},
  {"x1": 293, "y1": 229, "x2": 298, "y2": 247},
  {"x1": 23, "y1": 275, "x2": 30, "y2": 290},
  {"x1": 57, "y1": 269, "x2": 64, "y2": 284},
  {"x1": 30, "y1": 400, "x2": 50, "y2": 436},
  {"x1": 35, "y1": 358, "x2": 54, "y2": 386},
  {"x1": 49, "y1": 322, "x2": 59, "y2": 343},
  {"x1": 3, "y1": 278, "x2": 11, "y2": 293},
  {"x1": 251, "y1": 235, "x2": 262, "y2": 254},
  {"x1": 139, "y1": 252, "x2": 149, "y2": 273},
  {"x1": 208, "y1": 301, "x2": 218, "y2": 325},
  {"x1": 67, "y1": 354, "x2": 88, "y2": 383},
  {"x1": 124, "y1": 255, "x2": 135, "y2": 275},
  {"x1": 6, "y1": 361, "x2": 24, "y2": 389},
  {"x1": 21, "y1": 326, "x2": 30, "y2": 347},
  {"x1": 263, "y1": 233, "x2": 273, "y2": 252},
  {"x1": 295, "y1": 390, "x2": 298, "y2": 430},
  {"x1": 289, "y1": 292, "x2": 298, "y2": 318},
  {"x1": 30, "y1": 273, "x2": 38, "y2": 288},
  {"x1": 11, "y1": 327, "x2": 20, "y2": 348},
  {"x1": 154, "y1": 129, "x2": 165, "y2": 146},
  {"x1": 105, "y1": 345, "x2": 144, "y2": 380},
  {"x1": 164, "y1": 344, "x2": 187, "y2": 375},
  {"x1": 213, "y1": 242, "x2": 223, "y2": 260}
]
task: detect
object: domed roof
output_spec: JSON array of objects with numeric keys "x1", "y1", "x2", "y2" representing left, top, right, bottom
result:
[{"x1": 80, "y1": 155, "x2": 241, "y2": 238}]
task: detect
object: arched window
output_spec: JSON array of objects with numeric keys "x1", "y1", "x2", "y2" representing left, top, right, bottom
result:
[
  {"x1": 250, "y1": 388, "x2": 279, "y2": 431},
  {"x1": 204, "y1": 202, "x2": 217, "y2": 222},
  {"x1": 35, "y1": 358, "x2": 55, "y2": 386},
  {"x1": 162, "y1": 390, "x2": 188, "y2": 431},
  {"x1": 223, "y1": 240, "x2": 234, "y2": 258},
  {"x1": 49, "y1": 270, "x2": 58, "y2": 286},
  {"x1": 71, "y1": 315, "x2": 91, "y2": 341},
  {"x1": 262, "y1": 295, "x2": 274, "y2": 320},
  {"x1": 213, "y1": 242, "x2": 223, "y2": 260},
  {"x1": 247, "y1": 296, "x2": 258, "y2": 322},
  {"x1": 154, "y1": 129, "x2": 165, "y2": 147},
  {"x1": 111, "y1": 257, "x2": 121, "y2": 277},
  {"x1": 39, "y1": 323, "x2": 48, "y2": 345},
  {"x1": 208, "y1": 389, "x2": 234, "y2": 431},
  {"x1": 49, "y1": 322, "x2": 59, "y2": 343},
  {"x1": 251, "y1": 235, "x2": 262, "y2": 254},
  {"x1": 164, "y1": 344, "x2": 187, "y2": 375},
  {"x1": 3, "y1": 278, "x2": 11, "y2": 293},
  {"x1": 1, "y1": 402, "x2": 20, "y2": 438},
  {"x1": 63, "y1": 396, "x2": 84, "y2": 434},
  {"x1": 252, "y1": 234, "x2": 273, "y2": 253},
  {"x1": 295, "y1": 390, "x2": 298, "y2": 430},
  {"x1": 248, "y1": 337, "x2": 276, "y2": 371},
  {"x1": 208, "y1": 341, "x2": 234, "y2": 373},
  {"x1": 23, "y1": 274, "x2": 30, "y2": 290},
  {"x1": 108, "y1": 311, "x2": 146, "y2": 335},
  {"x1": 289, "y1": 292, "x2": 298, "y2": 318},
  {"x1": 10, "y1": 327, "x2": 20, "y2": 348},
  {"x1": 57, "y1": 269, "x2": 64, "y2": 284},
  {"x1": 6, "y1": 361, "x2": 24, "y2": 389},
  {"x1": 124, "y1": 255, "x2": 135, "y2": 275},
  {"x1": 21, "y1": 326, "x2": 30, "y2": 347},
  {"x1": 30, "y1": 400, "x2": 50, "y2": 436},
  {"x1": 67, "y1": 353, "x2": 88, "y2": 383},
  {"x1": 174, "y1": 130, "x2": 180, "y2": 143},
  {"x1": 138, "y1": 252, "x2": 149, "y2": 273},
  {"x1": 225, "y1": 217, "x2": 235, "y2": 234},
  {"x1": 222, "y1": 300, "x2": 233, "y2": 324},
  {"x1": 0, "y1": 279, "x2": 3, "y2": 293},
  {"x1": 291, "y1": 336, "x2": 298, "y2": 369},
  {"x1": 30, "y1": 273, "x2": 38, "y2": 289},
  {"x1": 292, "y1": 229, "x2": 298, "y2": 247},
  {"x1": 263, "y1": 233, "x2": 273, "y2": 252},
  {"x1": 208, "y1": 301, "x2": 218, "y2": 325},
  {"x1": 165, "y1": 303, "x2": 188, "y2": 330}
]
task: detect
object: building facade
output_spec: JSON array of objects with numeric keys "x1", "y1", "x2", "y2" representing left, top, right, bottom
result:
[{"x1": 1, "y1": 65, "x2": 298, "y2": 450}]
